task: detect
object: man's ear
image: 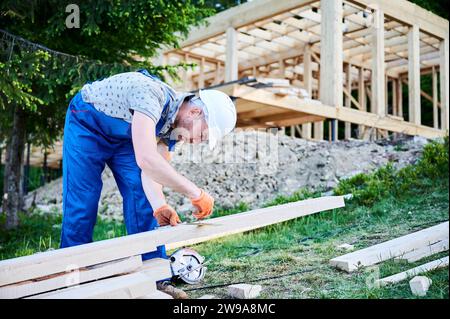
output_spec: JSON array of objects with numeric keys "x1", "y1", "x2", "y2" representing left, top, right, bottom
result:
[{"x1": 189, "y1": 107, "x2": 203, "y2": 117}]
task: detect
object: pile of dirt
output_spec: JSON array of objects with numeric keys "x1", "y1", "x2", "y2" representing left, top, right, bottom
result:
[{"x1": 24, "y1": 131, "x2": 429, "y2": 221}]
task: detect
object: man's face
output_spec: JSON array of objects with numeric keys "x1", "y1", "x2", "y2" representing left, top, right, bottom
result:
[{"x1": 172, "y1": 100, "x2": 209, "y2": 144}]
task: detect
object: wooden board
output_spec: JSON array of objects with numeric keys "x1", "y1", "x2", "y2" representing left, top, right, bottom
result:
[
  {"x1": 158, "y1": 196, "x2": 345, "y2": 250},
  {"x1": 27, "y1": 273, "x2": 156, "y2": 299},
  {"x1": 0, "y1": 235, "x2": 156, "y2": 287},
  {"x1": 394, "y1": 239, "x2": 449, "y2": 263},
  {"x1": 375, "y1": 256, "x2": 449, "y2": 286},
  {"x1": 27, "y1": 258, "x2": 170, "y2": 299},
  {"x1": 0, "y1": 256, "x2": 143, "y2": 299},
  {"x1": 330, "y1": 222, "x2": 449, "y2": 272},
  {"x1": 137, "y1": 258, "x2": 172, "y2": 280}
]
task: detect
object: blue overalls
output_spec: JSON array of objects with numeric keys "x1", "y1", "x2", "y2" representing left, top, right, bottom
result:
[{"x1": 60, "y1": 70, "x2": 175, "y2": 261}]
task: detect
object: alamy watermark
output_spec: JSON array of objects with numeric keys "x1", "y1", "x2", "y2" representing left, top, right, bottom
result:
[{"x1": 65, "y1": 4, "x2": 80, "y2": 29}]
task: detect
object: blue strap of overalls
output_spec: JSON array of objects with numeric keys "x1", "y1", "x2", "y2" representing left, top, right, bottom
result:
[{"x1": 137, "y1": 69, "x2": 176, "y2": 150}]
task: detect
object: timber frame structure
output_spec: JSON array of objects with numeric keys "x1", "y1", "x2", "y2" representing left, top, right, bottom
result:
[
  {"x1": 6, "y1": 0, "x2": 449, "y2": 168},
  {"x1": 160, "y1": 0, "x2": 449, "y2": 141}
]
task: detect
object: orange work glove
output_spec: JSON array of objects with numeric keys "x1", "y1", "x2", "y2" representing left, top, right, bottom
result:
[
  {"x1": 153, "y1": 204, "x2": 181, "y2": 226},
  {"x1": 191, "y1": 189, "x2": 214, "y2": 220}
]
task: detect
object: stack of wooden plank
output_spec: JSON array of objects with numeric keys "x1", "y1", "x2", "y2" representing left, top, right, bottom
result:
[
  {"x1": 330, "y1": 222, "x2": 449, "y2": 286},
  {"x1": 0, "y1": 196, "x2": 345, "y2": 299}
]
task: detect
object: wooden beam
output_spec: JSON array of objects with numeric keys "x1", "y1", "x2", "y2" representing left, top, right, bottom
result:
[
  {"x1": 408, "y1": 24, "x2": 421, "y2": 125},
  {"x1": 226, "y1": 84, "x2": 446, "y2": 138},
  {"x1": 432, "y1": 66, "x2": 439, "y2": 129},
  {"x1": 440, "y1": 36, "x2": 449, "y2": 131},
  {"x1": 371, "y1": 6, "x2": 386, "y2": 117},
  {"x1": 302, "y1": 45, "x2": 313, "y2": 139},
  {"x1": 320, "y1": 0, "x2": 343, "y2": 109},
  {"x1": 330, "y1": 222, "x2": 449, "y2": 272},
  {"x1": 225, "y1": 27, "x2": 239, "y2": 82},
  {"x1": 320, "y1": 0, "x2": 343, "y2": 142},
  {"x1": 375, "y1": 256, "x2": 449, "y2": 286},
  {"x1": 198, "y1": 57, "x2": 205, "y2": 89},
  {"x1": 345, "y1": 63, "x2": 352, "y2": 139},
  {"x1": 347, "y1": 0, "x2": 448, "y2": 40},
  {"x1": 0, "y1": 235, "x2": 157, "y2": 287},
  {"x1": 397, "y1": 77, "x2": 404, "y2": 117},
  {"x1": 343, "y1": 88, "x2": 362, "y2": 110},
  {"x1": 0, "y1": 256, "x2": 143, "y2": 299},
  {"x1": 395, "y1": 239, "x2": 449, "y2": 263},
  {"x1": 159, "y1": 196, "x2": 345, "y2": 251},
  {"x1": 28, "y1": 273, "x2": 155, "y2": 299},
  {"x1": 358, "y1": 67, "x2": 366, "y2": 138}
]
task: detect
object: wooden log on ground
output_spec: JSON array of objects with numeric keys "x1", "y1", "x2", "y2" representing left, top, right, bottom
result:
[
  {"x1": 375, "y1": 256, "x2": 449, "y2": 286},
  {"x1": 0, "y1": 256, "x2": 143, "y2": 299},
  {"x1": 330, "y1": 222, "x2": 449, "y2": 272}
]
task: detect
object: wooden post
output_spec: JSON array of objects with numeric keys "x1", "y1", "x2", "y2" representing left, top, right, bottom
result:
[
  {"x1": 393, "y1": 79, "x2": 399, "y2": 116},
  {"x1": 408, "y1": 24, "x2": 421, "y2": 125},
  {"x1": 358, "y1": 67, "x2": 366, "y2": 139},
  {"x1": 198, "y1": 57, "x2": 205, "y2": 89},
  {"x1": 432, "y1": 66, "x2": 439, "y2": 129},
  {"x1": 278, "y1": 59, "x2": 285, "y2": 79},
  {"x1": 183, "y1": 53, "x2": 190, "y2": 91},
  {"x1": 398, "y1": 77, "x2": 403, "y2": 117},
  {"x1": 371, "y1": 6, "x2": 385, "y2": 118},
  {"x1": 302, "y1": 46, "x2": 312, "y2": 140},
  {"x1": 320, "y1": 0, "x2": 343, "y2": 142},
  {"x1": 225, "y1": 27, "x2": 238, "y2": 82},
  {"x1": 345, "y1": 63, "x2": 352, "y2": 139},
  {"x1": 440, "y1": 36, "x2": 449, "y2": 131}
]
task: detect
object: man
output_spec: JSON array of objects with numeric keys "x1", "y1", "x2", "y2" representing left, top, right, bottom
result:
[{"x1": 61, "y1": 69, "x2": 237, "y2": 297}]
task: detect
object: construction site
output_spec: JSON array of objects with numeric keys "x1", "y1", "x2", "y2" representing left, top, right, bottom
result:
[{"x1": 0, "y1": 0, "x2": 449, "y2": 303}]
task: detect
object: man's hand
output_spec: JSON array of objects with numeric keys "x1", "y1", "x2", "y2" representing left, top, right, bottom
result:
[
  {"x1": 153, "y1": 204, "x2": 181, "y2": 226},
  {"x1": 191, "y1": 189, "x2": 214, "y2": 220}
]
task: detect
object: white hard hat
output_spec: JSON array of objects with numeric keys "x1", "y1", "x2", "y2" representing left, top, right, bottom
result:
[{"x1": 198, "y1": 89, "x2": 237, "y2": 150}]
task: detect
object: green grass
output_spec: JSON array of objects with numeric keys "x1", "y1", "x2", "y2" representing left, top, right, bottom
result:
[{"x1": 0, "y1": 137, "x2": 448, "y2": 299}]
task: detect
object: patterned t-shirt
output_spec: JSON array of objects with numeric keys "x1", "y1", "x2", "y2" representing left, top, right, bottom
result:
[
  {"x1": 80, "y1": 72, "x2": 192, "y2": 151},
  {"x1": 81, "y1": 72, "x2": 171, "y2": 124}
]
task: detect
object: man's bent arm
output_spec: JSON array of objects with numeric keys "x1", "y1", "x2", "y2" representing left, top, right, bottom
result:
[
  {"x1": 140, "y1": 142, "x2": 171, "y2": 209},
  {"x1": 132, "y1": 111, "x2": 201, "y2": 199}
]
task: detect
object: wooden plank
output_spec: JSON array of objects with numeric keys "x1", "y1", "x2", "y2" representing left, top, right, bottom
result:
[
  {"x1": 395, "y1": 239, "x2": 449, "y2": 263},
  {"x1": 225, "y1": 27, "x2": 239, "y2": 82},
  {"x1": 28, "y1": 273, "x2": 156, "y2": 299},
  {"x1": 0, "y1": 256, "x2": 143, "y2": 299},
  {"x1": 319, "y1": 0, "x2": 343, "y2": 108},
  {"x1": 375, "y1": 256, "x2": 449, "y2": 286},
  {"x1": 330, "y1": 222, "x2": 449, "y2": 272},
  {"x1": 302, "y1": 45, "x2": 313, "y2": 139},
  {"x1": 371, "y1": 6, "x2": 386, "y2": 117},
  {"x1": 408, "y1": 24, "x2": 421, "y2": 125},
  {"x1": 137, "y1": 258, "x2": 172, "y2": 279},
  {"x1": 0, "y1": 236, "x2": 156, "y2": 287},
  {"x1": 161, "y1": 196, "x2": 345, "y2": 251},
  {"x1": 27, "y1": 258, "x2": 169, "y2": 299},
  {"x1": 348, "y1": 0, "x2": 448, "y2": 40}
]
